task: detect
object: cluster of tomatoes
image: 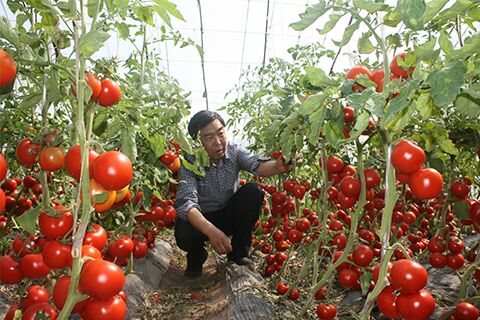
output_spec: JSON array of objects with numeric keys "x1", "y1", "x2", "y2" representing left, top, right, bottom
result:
[{"x1": 72, "y1": 72, "x2": 122, "y2": 107}]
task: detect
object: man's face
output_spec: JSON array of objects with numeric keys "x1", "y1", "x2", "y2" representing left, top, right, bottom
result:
[{"x1": 199, "y1": 119, "x2": 228, "y2": 163}]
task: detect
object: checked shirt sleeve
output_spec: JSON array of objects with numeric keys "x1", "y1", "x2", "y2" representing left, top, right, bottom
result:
[
  {"x1": 236, "y1": 145, "x2": 269, "y2": 176},
  {"x1": 174, "y1": 163, "x2": 201, "y2": 221}
]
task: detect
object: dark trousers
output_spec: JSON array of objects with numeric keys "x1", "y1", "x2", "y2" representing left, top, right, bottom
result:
[{"x1": 174, "y1": 182, "x2": 263, "y2": 267}]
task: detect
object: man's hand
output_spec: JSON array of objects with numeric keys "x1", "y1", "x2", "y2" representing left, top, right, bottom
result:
[
  {"x1": 206, "y1": 224, "x2": 233, "y2": 254},
  {"x1": 275, "y1": 155, "x2": 294, "y2": 174}
]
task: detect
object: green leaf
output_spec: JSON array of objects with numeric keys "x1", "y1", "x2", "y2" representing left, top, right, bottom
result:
[
  {"x1": 151, "y1": 6, "x2": 171, "y2": 28},
  {"x1": 422, "y1": 0, "x2": 449, "y2": 22},
  {"x1": 305, "y1": 66, "x2": 339, "y2": 88},
  {"x1": 182, "y1": 156, "x2": 205, "y2": 177},
  {"x1": 324, "y1": 118, "x2": 343, "y2": 147},
  {"x1": 353, "y1": 0, "x2": 390, "y2": 13},
  {"x1": 414, "y1": 38, "x2": 439, "y2": 62},
  {"x1": 93, "y1": 192, "x2": 108, "y2": 204},
  {"x1": 290, "y1": 1, "x2": 328, "y2": 31},
  {"x1": 387, "y1": 101, "x2": 416, "y2": 132},
  {"x1": 19, "y1": 92, "x2": 42, "y2": 110},
  {"x1": 308, "y1": 107, "x2": 325, "y2": 145},
  {"x1": 333, "y1": 20, "x2": 360, "y2": 47},
  {"x1": 115, "y1": 22, "x2": 130, "y2": 40},
  {"x1": 134, "y1": 6, "x2": 154, "y2": 26},
  {"x1": 358, "y1": 32, "x2": 376, "y2": 54},
  {"x1": 25, "y1": 0, "x2": 51, "y2": 10},
  {"x1": 342, "y1": 110, "x2": 370, "y2": 141},
  {"x1": 455, "y1": 91, "x2": 480, "y2": 118},
  {"x1": 437, "y1": 0, "x2": 473, "y2": 20},
  {"x1": 426, "y1": 61, "x2": 467, "y2": 108},
  {"x1": 452, "y1": 201, "x2": 469, "y2": 220},
  {"x1": 385, "y1": 79, "x2": 420, "y2": 122},
  {"x1": 120, "y1": 126, "x2": 138, "y2": 162},
  {"x1": 46, "y1": 73, "x2": 62, "y2": 103},
  {"x1": 41, "y1": 12, "x2": 58, "y2": 27},
  {"x1": 438, "y1": 32, "x2": 454, "y2": 54},
  {"x1": 148, "y1": 133, "x2": 165, "y2": 158},
  {"x1": 447, "y1": 34, "x2": 480, "y2": 61},
  {"x1": 87, "y1": 0, "x2": 102, "y2": 18},
  {"x1": 317, "y1": 13, "x2": 342, "y2": 35},
  {"x1": 16, "y1": 13, "x2": 29, "y2": 29},
  {"x1": 79, "y1": 30, "x2": 110, "y2": 58},
  {"x1": 415, "y1": 93, "x2": 433, "y2": 119},
  {"x1": 0, "y1": 16, "x2": 20, "y2": 48},
  {"x1": 300, "y1": 94, "x2": 326, "y2": 116},
  {"x1": 383, "y1": 10, "x2": 401, "y2": 27},
  {"x1": 347, "y1": 89, "x2": 385, "y2": 117},
  {"x1": 437, "y1": 138, "x2": 459, "y2": 156},
  {"x1": 397, "y1": 0, "x2": 426, "y2": 31},
  {"x1": 153, "y1": 0, "x2": 185, "y2": 21},
  {"x1": 15, "y1": 207, "x2": 40, "y2": 235}
]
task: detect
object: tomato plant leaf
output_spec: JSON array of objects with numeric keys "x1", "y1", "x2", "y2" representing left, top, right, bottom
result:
[
  {"x1": 115, "y1": 22, "x2": 130, "y2": 40},
  {"x1": 332, "y1": 20, "x2": 360, "y2": 47},
  {"x1": 300, "y1": 94, "x2": 326, "y2": 116},
  {"x1": 422, "y1": 0, "x2": 449, "y2": 22},
  {"x1": 308, "y1": 107, "x2": 325, "y2": 145},
  {"x1": 358, "y1": 32, "x2": 376, "y2": 54},
  {"x1": 323, "y1": 118, "x2": 343, "y2": 147},
  {"x1": 290, "y1": 1, "x2": 328, "y2": 31},
  {"x1": 437, "y1": 0, "x2": 474, "y2": 20},
  {"x1": 455, "y1": 91, "x2": 480, "y2": 119},
  {"x1": 415, "y1": 93, "x2": 433, "y2": 119},
  {"x1": 317, "y1": 13, "x2": 342, "y2": 35},
  {"x1": 426, "y1": 61, "x2": 466, "y2": 108},
  {"x1": 437, "y1": 137, "x2": 459, "y2": 156},
  {"x1": 148, "y1": 133, "x2": 165, "y2": 158},
  {"x1": 87, "y1": 0, "x2": 103, "y2": 19},
  {"x1": 452, "y1": 201, "x2": 469, "y2": 220},
  {"x1": 153, "y1": 0, "x2": 186, "y2": 22},
  {"x1": 93, "y1": 192, "x2": 108, "y2": 204},
  {"x1": 385, "y1": 79, "x2": 420, "y2": 120},
  {"x1": 120, "y1": 126, "x2": 138, "y2": 162},
  {"x1": 347, "y1": 89, "x2": 385, "y2": 117},
  {"x1": 93, "y1": 109, "x2": 108, "y2": 136},
  {"x1": 360, "y1": 270, "x2": 373, "y2": 294},
  {"x1": 438, "y1": 31, "x2": 454, "y2": 54},
  {"x1": 447, "y1": 34, "x2": 480, "y2": 61},
  {"x1": 0, "y1": 16, "x2": 20, "y2": 48},
  {"x1": 14, "y1": 207, "x2": 40, "y2": 235},
  {"x1": 152, "y1": 6, "x2": 172, "y2": 28},
  {"x1": 353, "y1": 0, "x2": 390, "y2": 13},
  {"x1": 387, "y1": 101, "x2": 416, "y2": 133},
  {"x1": 397, "y1": 0, "x2": 425, "y2": 31},
  {"x1": 41, "y1": 12, "x2": 58, "y2": 27},
  {"x1": 134, "y1": 6, "x2": 155, "y2": 26},
  {"x1": 79, "y1": 29, "x2": 110, "y2": 58},
  {"x1": 305, "y1": 66, "x2": 338, "y2": 88},
  {"x1": 414, "y1": 38, "x2": 439, "y2": 62},
  {"x1": 344, "y1": 110, "x2": 370, "y2": 141},
  {"x1": 383, "y1": 10, "x2": 401, "y2": 27}
]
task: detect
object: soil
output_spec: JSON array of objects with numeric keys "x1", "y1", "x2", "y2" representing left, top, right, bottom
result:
[{"x1": 136, "y1": 235, "x2": 230, "y2": 320}]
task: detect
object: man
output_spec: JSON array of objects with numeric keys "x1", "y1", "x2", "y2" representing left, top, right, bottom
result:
[{"x1": 174, "y1": 110, "x2": 293, "y2": 278}]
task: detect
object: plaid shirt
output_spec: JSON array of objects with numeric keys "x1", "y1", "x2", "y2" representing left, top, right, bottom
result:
[{"x1": 174, "y1": 142, "x2": 268, "y2": 221}]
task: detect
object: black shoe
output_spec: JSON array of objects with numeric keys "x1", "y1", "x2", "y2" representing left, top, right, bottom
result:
[{"x1": 185, "y1": 249, "x2": 208, "y2": 279}]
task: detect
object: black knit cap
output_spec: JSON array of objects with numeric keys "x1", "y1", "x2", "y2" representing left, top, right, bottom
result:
[{"x1": 188, "y1": 110, "x2": 225, "y2": 140}]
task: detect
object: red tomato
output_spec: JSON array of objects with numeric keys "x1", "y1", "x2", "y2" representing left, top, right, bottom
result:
[
  {"x1": 39, "y1": 147, "x2": 65, "y2": 172},
  {"x1": 97, "y1": 79, "x2": 121, "y2": 107},
  {"x1": 316, "y1": 303, "x2": 337, "y2": 320},
  {"x1": 429, "y1": 252, "x2": 447, "y2": 269},
  {"x1": 168, "y1": 157, "x2": 181, "y2": 173},
  {"x1": 38, "y1": 206, "x2": 73, "y2": 240},
  {"x1": 337, "y1": 191, "x2": 357, "y2": 210},
  {"x1": 454, "y1": 301, "x2": 479, "y2": 320},
  {"x1": 83, "y1": 224, "x2": 108, "y2": 251},
  {"x1": 390, "y1": 52, "x2": 414, "y2": 79},
  {"x1": 16, "y1": 138, "x2": 41, "y2": 167},
  {"x1": 340, "y1": 176, "x2": 361, "y2": 198},
  {"x1": 338, "y1": 268, "x2": 360, "y2": 288},
  {"x1": 0, "y1": 153, "x2": 7, "y2": 182},
  {"x1": 20, "y1": 253, "x2": 51, "y2": 279},
  {"x1": 93, "y1": 151, "x2": 133, "y2": 190},
  {"x1": 0, "y1": 49, "x2": 16, "y2": 87},
  {"x1": 53, "y1": 276, "x2": 86, "y2": 313},
  {"x1": 41, "y1": 240, "x2": 71, "y2": 269},
  {"x1": 376, "y1": 287, "x2": 399, "y2": 318},
  {"x1": 0, "y1": 255, "x2": 24, "y2": 284},
  {"x1": 133, "y1": 239, "x2": 148, "y2": 259},
  {"x1": 80, "y1": 295, "x2": 126, "y2": 320},
  {"x1": 22, "y1": 302, "x2": 58, "y2": 320},
  {"x1": 326, "y1": 156, "x2": 344, "y2": 174},
  {"x1": 395, "y1": 289, "x2": 435, "y2": 320},
  {"x1": 343, "y1": 106, "x2": 355, "y2": 124},
  {"x1": 159, "y1": 151, "x2": 177, "y2": 165},
  {"x1": 450, "y1": 180, "x2": 469, "y2": 199},
  {"x1": 276, "y1": 282, "x2": 289, "y2": 295},
  {"x1": 86, "y1": 73, "x2": 101, "y2": 100},
  {"x1": 4, "y1": 302, "x2": 19, "y2": 320},
  {"x1": 346, "y1": 66, "x2": 373, "y2": 84},
  {"x1": 447, "y1": 253, "x2": 464, "y2": 269},
  {"x1": 390, "y1": 259, "x2": 428, "y2": 294},
  {"x1": 64, "y1": 145, "x2": 99, "y2": 181},
  {"x1": 364, "y1": 168, "x2": 381, "y2": 189},
  {"x1": 409, "y1": 168, "x2": 444, "y2": 200},
  {"x1": 0, "y1": 188, "x2": 5, "y2": 213},
  {"x1": 108, "y1": 236, "x2": 134, "y2": 260},
  {"x1": 391, "y1": 140, "x2": 425, "y2": 174},
  {"x1": 79, "y1": 259, "x2": 125, "y2": 300},
  {"x1": 288, "y1": 288, "x2": 300, "y2": 300},
  {"x1": 22, "y1": 285, "x2": 49, "y2": 310},
  {"x1": 162, "y1": 205, "x2": 177, "y2": 223},
  {"x1": 371, "y1": 69, "x2": 385, "y2": 92},
  {"x1": 287, "y1": 229, "x2": 303, "y2": 243},
  {"x1": 352, "y1": 245, "x2": 374, "y2": 267}
]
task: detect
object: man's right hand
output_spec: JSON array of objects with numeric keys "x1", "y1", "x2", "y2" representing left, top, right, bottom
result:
[{"x1": 206, "y1": 225, "x2": 232, "y2": 254}]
